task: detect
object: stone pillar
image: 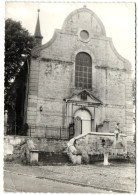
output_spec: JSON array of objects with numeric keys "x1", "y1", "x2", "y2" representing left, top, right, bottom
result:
[
  {"x1": 103, "y1": 152, "x2": 109, "y2": 165},
  {"x1": 92, "y1": 107, "x2": 96, "y2": 131},
  {"x1": 30, "y1": 150, "x2": 39, "y2": 163}
]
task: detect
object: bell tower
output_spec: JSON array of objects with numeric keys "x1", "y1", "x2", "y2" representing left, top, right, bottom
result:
[{"x1": 34, "y1": 9, "x2": 43, "y2": 46}]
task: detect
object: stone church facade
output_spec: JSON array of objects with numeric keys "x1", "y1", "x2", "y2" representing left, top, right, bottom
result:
[{"x1": 25, "y1": 6, "x2": 134, "y2": 140}]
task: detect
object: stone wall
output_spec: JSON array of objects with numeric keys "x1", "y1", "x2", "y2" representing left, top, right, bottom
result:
[
  {"x1": 127, "y1": 141, "x2": 135, "y2": 163},
  {"x1": 74, "y1": 133, "x2": 127, "y2": 156},
  {"x1": 4, "y1": 135, "x2": 135, "y2": 164},
  {"x1": 4, "y1": 136, "x2": 68, "y2": 157},
  {"x1": 67, "y1": 132, "x2": 128, "y2": 164}
]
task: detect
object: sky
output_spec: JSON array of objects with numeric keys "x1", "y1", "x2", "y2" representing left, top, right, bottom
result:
[{"x1": 5, "y1": 2, "x2": 135, "y2": 71}]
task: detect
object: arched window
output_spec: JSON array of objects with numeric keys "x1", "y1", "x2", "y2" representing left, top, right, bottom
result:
[{"x1": 75, "y1": 52, "x2": 92, "y2": 89}]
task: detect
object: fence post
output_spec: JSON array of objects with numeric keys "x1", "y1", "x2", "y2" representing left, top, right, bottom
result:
[
  {"x1": 45, "y1": 126, "x2": 47, "y2": 138},
  {"x1": 68, "y1": 127, "x2": 70, "y2": 140},
  {"x1": 30, "y1": 126, "x2": 31, "y2": 137},
  {"x1": 15, "y1": 124, "x2": 16, "y2": 136},
  {"x1": 4, "y1": 110, "x2": 8, "y2": 135},
  {"x1": 60, "y1": 127, "x2": 61, "y2": 139}
]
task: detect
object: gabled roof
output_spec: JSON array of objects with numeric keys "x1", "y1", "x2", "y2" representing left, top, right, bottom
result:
[
  {"x1": 63, "y1": 89, "x2": 102, "y2": 105},
  {"x1": 62, "y1": 6, "x2": 106, "y2": 36}
]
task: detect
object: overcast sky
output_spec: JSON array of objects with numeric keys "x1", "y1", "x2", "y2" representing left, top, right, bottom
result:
[{"x1": 5, "y1": 2, "x2": 135, "y2": 71}]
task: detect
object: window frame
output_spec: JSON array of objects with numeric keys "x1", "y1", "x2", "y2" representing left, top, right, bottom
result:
[{"x1": 75, "y1": 52, "x2": 92, "y2": 89}]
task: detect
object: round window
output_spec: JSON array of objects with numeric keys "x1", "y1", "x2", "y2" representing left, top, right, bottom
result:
[{"x1": 80, "y1": 30, "x2": 89, "y2": 40}]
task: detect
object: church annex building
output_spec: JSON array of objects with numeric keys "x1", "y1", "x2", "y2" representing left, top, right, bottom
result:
[{"x1": 18, "y1": 6, "x2": 134, "y2": 141}]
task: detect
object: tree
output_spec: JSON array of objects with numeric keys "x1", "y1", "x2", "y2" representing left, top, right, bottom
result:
[{"x1": 5, "y1": 19, "x2": 35, "y2": 134}]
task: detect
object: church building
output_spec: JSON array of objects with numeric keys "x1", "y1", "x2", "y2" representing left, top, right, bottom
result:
[{"x1": 23, "y1": 6, "x2": 134, "y2": 140}]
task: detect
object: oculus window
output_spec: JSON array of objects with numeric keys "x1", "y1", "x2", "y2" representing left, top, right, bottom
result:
[{"x1": 80, "y1": 30, "x2": 89, "y2": 40}]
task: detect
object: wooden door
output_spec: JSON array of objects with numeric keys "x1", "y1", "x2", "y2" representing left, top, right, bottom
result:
[{"x1": 74, "y1": 116, "x2": 82, "y2": 137}]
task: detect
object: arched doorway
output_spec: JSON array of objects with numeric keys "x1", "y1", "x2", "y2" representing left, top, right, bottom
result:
[{"x1": 74, "y1": 109, "x2": 91, "y2": 136}]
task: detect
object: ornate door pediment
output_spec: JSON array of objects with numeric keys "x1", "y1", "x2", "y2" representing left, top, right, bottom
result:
[{"x1": 63, "y1": 89, "x2": 102, "y2": 106}]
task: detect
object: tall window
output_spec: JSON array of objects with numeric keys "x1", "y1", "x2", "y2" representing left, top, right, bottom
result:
[{"x1": 75, "y1": 52, "x2": 92, "y2": 89}]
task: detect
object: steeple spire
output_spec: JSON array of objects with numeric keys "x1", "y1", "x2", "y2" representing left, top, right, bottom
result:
[{"x1": 34, "y1": 9, "x2": 43, "y2": 46}]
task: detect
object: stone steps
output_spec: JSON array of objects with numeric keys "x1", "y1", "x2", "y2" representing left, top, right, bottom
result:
[{"x1": 38, "y1": 152, "x2": 71, "y2": 164}]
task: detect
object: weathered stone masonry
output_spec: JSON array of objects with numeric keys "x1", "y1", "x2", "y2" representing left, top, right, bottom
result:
[{"x1": 25, "y1": 7, "x2": 134, "y2": 140}]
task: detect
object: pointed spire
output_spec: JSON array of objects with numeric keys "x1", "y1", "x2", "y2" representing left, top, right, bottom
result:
[{"x1": 34, "y1": 9, "x2": 43, "y2": 46}]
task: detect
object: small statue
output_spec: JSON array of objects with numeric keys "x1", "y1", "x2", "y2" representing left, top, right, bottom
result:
[
  {"x1": 114, "y1": 123, "x2": 121, "y2": 140},
  {"x1": 115, "y1": 123, "x2": 120, "y2": 133}
]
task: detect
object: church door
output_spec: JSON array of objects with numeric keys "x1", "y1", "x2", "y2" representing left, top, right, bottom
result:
[
  {"x1": 74, "y1": 116, "x2": 82, "y2": 137},
  {"x1": 74, "y1": 109, "x2": 91, "y2": 136}
]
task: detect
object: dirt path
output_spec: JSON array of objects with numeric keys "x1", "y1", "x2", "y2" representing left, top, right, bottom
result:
[
  {"x1": 4, "y1": 162, "x2": 135, "y2": 193},
  {"x1": 4, "y1": 170, "x2": 110, "y2": 193}
]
